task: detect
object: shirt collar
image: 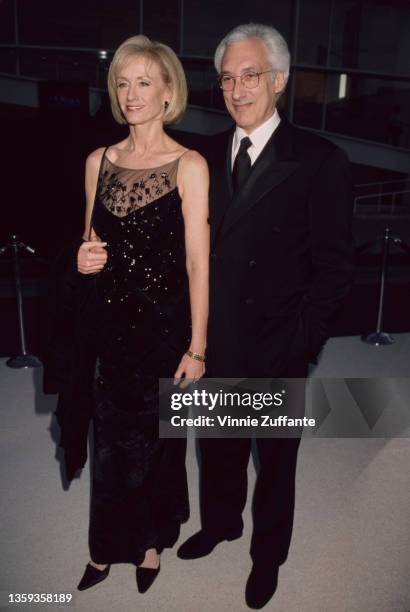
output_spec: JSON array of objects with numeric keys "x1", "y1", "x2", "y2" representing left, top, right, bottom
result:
[{"x1": 232, "y1": 109, "x2": 281, "y2": 162}]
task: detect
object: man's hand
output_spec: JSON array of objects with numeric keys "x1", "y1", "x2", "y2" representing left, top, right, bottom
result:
[{"x1": 77, "y1": 240, "x2": 108, "y2": 274}]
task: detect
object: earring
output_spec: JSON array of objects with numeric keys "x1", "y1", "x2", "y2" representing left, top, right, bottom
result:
[{"x1": 164, "y1": 100, "x2": 169, "y2": 110}]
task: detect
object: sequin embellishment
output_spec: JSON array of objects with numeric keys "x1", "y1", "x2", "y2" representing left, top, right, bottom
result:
[{"x1": 91, "y1": 155, "x2": 189, "y2": 318}]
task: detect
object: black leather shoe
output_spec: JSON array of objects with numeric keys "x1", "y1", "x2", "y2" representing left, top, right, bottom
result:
[
  {"x1": 136, "y1": 564, "x2": 160, "y2": 593},
  {"x1": 77, "y1": 563, "x2": 110, "y2": 591},
  {"x1": 245, "y1": 564, "x2": 279, "y2": 609},
  {"x1": 177, "y1": 529, "x2": 242, "y2": 560}
]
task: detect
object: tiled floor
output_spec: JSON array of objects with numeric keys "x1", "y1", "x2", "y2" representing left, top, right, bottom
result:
[{"x1": 1, "y1": 336, "x2": 409, "y2": 612}]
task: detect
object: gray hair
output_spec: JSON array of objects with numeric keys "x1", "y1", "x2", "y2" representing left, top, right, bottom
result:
[{"x1": 214, "y1": 22, "x2": 291, "y2": 87}]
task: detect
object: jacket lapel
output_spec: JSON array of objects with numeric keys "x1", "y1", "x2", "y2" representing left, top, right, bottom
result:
[
  {"x1": 220, "y1": 119, "x2": 300, "y2": 236},
  {"x1": 210, "y1": 130, "x2": 234, "y2": 246}
]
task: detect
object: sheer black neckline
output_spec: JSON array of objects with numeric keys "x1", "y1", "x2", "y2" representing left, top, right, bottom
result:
[{"x1": 104, "y1": 152, "x2": 187, "y2": 173}]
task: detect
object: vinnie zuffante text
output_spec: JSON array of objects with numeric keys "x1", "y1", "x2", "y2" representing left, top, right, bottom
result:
[{"x1": 168, "y1": 389, "x2": 315, "y2": 429}]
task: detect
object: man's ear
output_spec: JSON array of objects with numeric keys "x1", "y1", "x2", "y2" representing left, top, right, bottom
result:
[{"x1": 273, "y1": 71, "x2": 286, "y2": 95}]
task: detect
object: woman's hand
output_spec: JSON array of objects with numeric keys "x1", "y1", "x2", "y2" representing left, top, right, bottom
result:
[
  {"x1": 174, "y1": 352, "x2": 205, "y2": 389},
  {"x1": 77, "y1": 240, "x2": 108, "y2": 274}
]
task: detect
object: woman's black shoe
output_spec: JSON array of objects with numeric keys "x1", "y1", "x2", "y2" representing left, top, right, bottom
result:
[
  {"x1": 77, "y1": 563, "x2": 110, "y2": 591},
  {"x1": 136, "y1": 564, "x2": 160, "y2": 593}
]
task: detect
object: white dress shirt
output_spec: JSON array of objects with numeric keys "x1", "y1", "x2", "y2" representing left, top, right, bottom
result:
[{"x1": 231, "y1": 110, "x2": 281, "y2": 170}]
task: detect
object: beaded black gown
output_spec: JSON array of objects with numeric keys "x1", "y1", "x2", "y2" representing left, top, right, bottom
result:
[{"x1": 88, "y1": 152, "x2": 190, "y2": 565}]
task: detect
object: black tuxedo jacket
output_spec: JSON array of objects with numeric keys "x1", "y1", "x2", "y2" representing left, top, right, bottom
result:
[{"x1": 206, "y1": 118, "x2": 354, "y2": 377}]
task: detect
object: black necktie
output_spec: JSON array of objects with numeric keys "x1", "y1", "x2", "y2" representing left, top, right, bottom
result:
[{"x1": 232, "y1": 136, "x2": 252, "y2": 193}]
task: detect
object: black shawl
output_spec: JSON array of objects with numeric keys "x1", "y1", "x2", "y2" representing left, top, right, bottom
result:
[{"x1": 43, "y1": 237, "x2": 99, "y2": 480}]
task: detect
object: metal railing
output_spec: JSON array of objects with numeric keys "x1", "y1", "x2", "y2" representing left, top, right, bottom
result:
[
  {"x1": 356, "y1": 178, "x2": 410, "y2": 189},
  {"x1": 355, "y1": 178, "x2": 410, "y2": 199},
  {"x1": 354, "y1": 189, "x2": 410, "y2": 216}
]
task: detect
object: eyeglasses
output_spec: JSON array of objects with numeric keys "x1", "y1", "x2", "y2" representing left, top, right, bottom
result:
[{"x1": 218, "y1": 70, "x2": 274, "y2": 91}]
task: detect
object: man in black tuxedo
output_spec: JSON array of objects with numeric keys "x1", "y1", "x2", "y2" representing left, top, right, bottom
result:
[{"x1": 178, "y1": 23, "x2": 354, "y2": 609}]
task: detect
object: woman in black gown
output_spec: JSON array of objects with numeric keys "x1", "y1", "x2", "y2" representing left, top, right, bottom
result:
[{"x1": 75, "y1": 35, "x2": 209, "y2": 593}]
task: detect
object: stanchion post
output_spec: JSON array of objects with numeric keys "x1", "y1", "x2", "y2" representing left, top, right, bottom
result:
[
  {"x1": 363, "y1": 227, "x2": 394, "y2": 346},
  {"x1": 0, "y1": 234, "x2": 42, "y2": 368}
]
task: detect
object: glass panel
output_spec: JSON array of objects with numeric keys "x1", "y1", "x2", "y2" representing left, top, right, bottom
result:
[
  {"x1": 18, "y1": 0, "x2": 140, "y2": 48},
  {"x1": 292, "y1": 70, "x2": 326, "y2": 128},
  {"x1": 329, "y1": 1, "x2": 361, "y2": 69},
  {"x1": 330, "y1": 0, "x2": 410, "y2": 76},
  {"x1": 0, "y1": 47, "x2": 17, "y2": 74},
  {"x1": 55, "y1": 52, "x2": 109, "y2": 88},
  {"x1": 0, "y1": 0, "x2": 15, "y2": 43},
  {"x1": 17, "y1": 48, "x2": 112, "y2": 88},
  {"x1": 143, "y1": 0, "x2": 180, "y2": 52},
  {"x1": 296, "y1": 0, "x2": 331, "y2": 65},
  {"x1": 325, "y1": 74, "x2": 410, "y2": 148},
  {"x1": 182, "y1": 58, "x2": 224, "y2": 110},
  {"x1": 183, "y1": 0, "x2": 292, "y2": 58},
  {"x1": 19, "y1": 48, "x2": 59, "y2": 80}
]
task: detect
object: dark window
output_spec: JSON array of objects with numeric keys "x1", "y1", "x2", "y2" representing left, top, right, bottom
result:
[
  {"x1": 0, "y1": 0, "x2": 15, "y2": 44},
  {"x1": 292, "y1": 70, "x2": 327, "y2": 129},
  {"x1": 18, "y1": 0, "x2": 140, "y2": 48},
  {"x1": 143, "y1": 0, "x2": 180, "y2": 52},
  {"x1": 325, "y1": 74, "x2": 410, "y2": 148},
  {"x1": 182, "y1": 0, "x2": 291, "y2": 58},
  {"x1": 296, "y1": 0, "x2": 331, "y2": 66},
  {"x1": 330, "y1": 0, "x2": 410, "y2": 75}
]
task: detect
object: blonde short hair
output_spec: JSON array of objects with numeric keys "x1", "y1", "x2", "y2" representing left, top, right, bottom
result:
[{"x1": 108, "y1": 35, "x2": 187, "y2": 125}]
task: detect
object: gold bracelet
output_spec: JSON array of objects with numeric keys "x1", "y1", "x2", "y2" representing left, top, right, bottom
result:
[{"x1": 186, "y1": 350, "x2": 206, "y2": 362}]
